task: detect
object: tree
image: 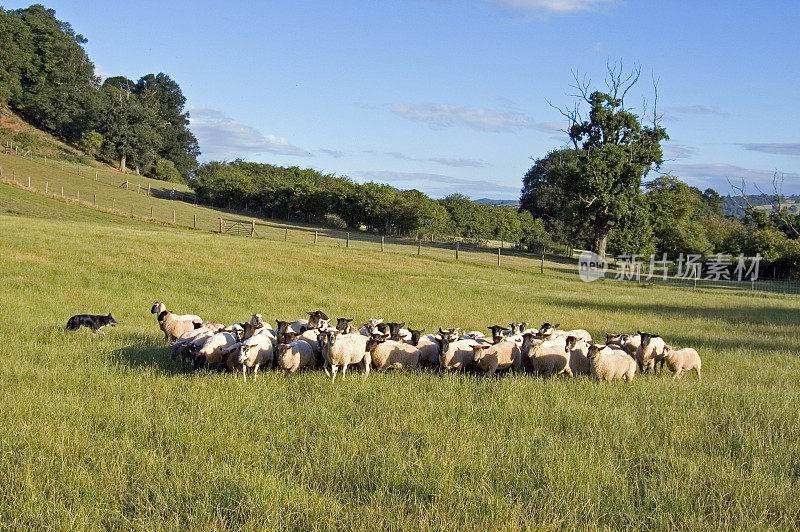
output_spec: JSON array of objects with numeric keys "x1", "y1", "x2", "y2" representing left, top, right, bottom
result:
[
  {"x1": 555, "y1": 64, "x2": 668, "y2": 257},
  {"x1": 645, "y1": 176, "x2": 711, "y2": 256}
]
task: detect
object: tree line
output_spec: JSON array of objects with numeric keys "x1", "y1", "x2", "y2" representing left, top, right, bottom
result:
[
  {"x1": 0, "y1": 5, "x2": 198, "y2": 180},
  {"x1": 191, "y1": 160, "x2": 554, "y2": 248}
]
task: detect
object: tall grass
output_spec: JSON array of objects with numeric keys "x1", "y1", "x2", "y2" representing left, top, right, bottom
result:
[{"x1": 0, "y1": 202, "x2": 799, "y2": 529}]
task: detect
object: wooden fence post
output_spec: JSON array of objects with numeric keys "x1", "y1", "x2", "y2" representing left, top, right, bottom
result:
[
  {"x1": 455, "y1": 241, "x2": 459, "y2": 260},
  {"x1": 125, "y1": 180, "x2": 129, "y2": 190},
  {"x1": 381, "y1": 236, "x2": 385, "y2": 252},
  {"x1": 45, "y1": 182, "x2": 48, "y2": 194},
  {"x1": 346, "y1": 232, "x2": 350, "y2": 248},
  {"x1": 95, "y1": 171, "x2": 98, "y2": 180},
  {"x1": 94, "y1": 194, "x2": 97, "y2": 205},
  {"x1": 172, "y1": 210, "x2": 176, "y2": 224},
  {"x1": 541, "y1": 254, "x2": 544, "y2": 274},
  {"x1": 148, "y1": 184, "x2": 151, "y2": 196},
  {"x1": 27, "y1": 176, "x2": 30, "y2": 188},
  {"x1": 150, "y1": 206, "x2": 153, "y2": 218},
  {"x1": 219, "y1": 217, "x2": 223, "y2": 233},
  {"x1": 284, "y1": 227, "x2": 288, "y2": 241},
  {"x1": 44, "y1": 156, "x2": 46, "y2": 164},
  {"x1": 314, "y1": 230, "x2": 318, "y2": 244},
  {"x1": 0, "y1": 166, "x2": 3, "y2": 178},
  {"x1": 417, "y1": 236, "x2": 421, "y2": 256},
  {"x1": 497, "y1": 247, "x2": 501, "y2": 267},
  {"x1": 193, "y1": 214, "x2": 197, "y2": 229},
  {"x1": 60, "y1": 186, "x2": 64, "y2": 198},
  {"x1": 77, "y1": 190, "x2": 80, "y2": 202},
  {"x1": 251, "y1": 220, "x2": 255, "y2": 237}
]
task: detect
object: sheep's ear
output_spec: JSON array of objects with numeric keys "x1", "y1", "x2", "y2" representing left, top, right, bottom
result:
[{"x1": 553, "y1": 323, "x2": 560, "y2": 329}]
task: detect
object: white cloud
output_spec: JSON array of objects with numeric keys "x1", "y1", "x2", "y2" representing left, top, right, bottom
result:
[
  {"x1": 740, "y1": 143, "x2": 800, "y2": 157},
  {"x1": 351, "y1": 170, "x2": 519, "y2": 199},
  {"x1": 661, "y1": 143, "x2": 697, "y2": 161},
  {"x1": 319, "y1": 148, "x2": 346, "y2": 158},
  {"x1": 662, "y1": 163, "x2": 800, "y2": 193},
  {"x1": 187, "y1": 107, "x2": 311, "y2": 160},
  {"x1": 429, "y1": 157, "x2": 487, "y2": 168},
  {"x1": 480, "y1": 0, "x2": 616, "y2": 15},
  {"x1": 390, "y1": 103, "x2": 555, "y2": 133},
  {"x1": 93, "y1": 63, "x2": 112, "y2": 81}
]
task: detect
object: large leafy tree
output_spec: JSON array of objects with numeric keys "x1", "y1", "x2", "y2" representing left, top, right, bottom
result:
[
  {"x1": 554, "y1": 65, "x2": 667, "y2": 257},
  {"x1": 5, "y1": 5, "x2": 97, "y2": 139},
  {"x1": 134, "y1": 73, "x2": 199, "y2": 177}
]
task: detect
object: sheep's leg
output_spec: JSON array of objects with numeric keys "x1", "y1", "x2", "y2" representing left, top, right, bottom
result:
[
  {"x1": 241, "y1": 366, "x2": 247, "y2": 382},
  {"x1": 253, "y1": 364, "x2": 260, "y2": 381},
  {"x1": 331, "y1": 365, "x2": 339, "y2": 383},
  {"x1": 342, "y1": 364, "x2": 348, "y2": 379},
  {"x1": 696, "y1": 367, "x2": 701, "y2": 380}
]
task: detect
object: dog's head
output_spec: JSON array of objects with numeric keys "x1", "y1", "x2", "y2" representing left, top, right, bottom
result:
[{"x1": 105, "y1": 313, "x2": 117, "y2": 327}]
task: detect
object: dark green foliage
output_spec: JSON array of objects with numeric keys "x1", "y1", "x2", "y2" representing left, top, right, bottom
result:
[
  {"x1": 77, "y1": 130, "x2": 103, "y2": 156},
  {"x1": 190, "y1": 161, "x2": 544, "y2": 244},
  {"x1": 0, "y1": 6, "x2": 198, "y2": 178}
]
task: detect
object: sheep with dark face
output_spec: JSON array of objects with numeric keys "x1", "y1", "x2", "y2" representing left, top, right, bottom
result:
[
  {"x1": 487, "y1": 325, "x2": 509, "y2": 345},
  {"x1": 359, "y1": 318, "x2": 383, "y2": 336},
  {"x1": 335, "y1": 318, "x2": 358, "y2": 334},
  {"x1": 406, "y1": 328, "x2": 440, "y2": 368},
  {"x1": 290, "y1": 310, "x2": 330, "y2": 334},
  {"x1": 635, "y1": 332, "x2": 667, "y2": 374},
  {"x1": 386, "y1": 322, "x2": 411, "y2": 342},
  {"x1": 435, "y1": 329, "x2": 477, "y2": 371}
]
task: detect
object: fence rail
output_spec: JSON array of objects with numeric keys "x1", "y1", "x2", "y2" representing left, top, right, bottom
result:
[{"x1": 2, "y1": 143, "x2": 800, "y2": 296}]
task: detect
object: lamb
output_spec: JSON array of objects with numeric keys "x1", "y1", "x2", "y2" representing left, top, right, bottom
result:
[
  {"x1": 275, "y1": 340, "x2": 315, "y2": 373},
  {"x1": 151, "y1": 302, "x2": 203, "y2": 342},
  {"x1": 227, "y1": 334, "x2": 274, "y2": 381},
  {"x1": 366, "y1": 333, "x2": 420, "y2": 370},
  {"x1": 635, "y1": 332, "x2": 667, "y2": 374},
  {"x1": 564, "y1": 335, "x2": 592, "y2": 376},
  {"x1": 435, "y1": 330, "x2": 477, "y2": 371},
  {"x1": 406, "y1": 328, "x2": 440, "y2": 368},
  {"x1": 523, "y1": 334, "x2": 572, "y2": 378},
  {"x1": 661, "y1": 345, "x2": 702, "y2": 381},
  {"x1": 471, "y1": 341, "x2": 521, "y2": 376},
  {"x1": 318, "y1": 329, "x2": 371, "y2": 382},
  {"x1": 587, "y1": 344, "x2": 636, "y2": 382}
]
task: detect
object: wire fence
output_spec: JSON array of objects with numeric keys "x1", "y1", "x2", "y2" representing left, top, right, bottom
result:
[{"x1": 2, "y1": 143, "x2": 800, "y2": 296}]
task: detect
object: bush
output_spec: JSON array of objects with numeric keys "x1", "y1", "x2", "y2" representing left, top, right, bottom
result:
[
  {"x1": 78, "y1": 130, "x2": 103, "y2": 156},
  {"x1": 323, "y1": 213, "x2": 348, "y2": 230},
  {"x1": 151, "y1": 158, "x2": 182, "y2": 182}
]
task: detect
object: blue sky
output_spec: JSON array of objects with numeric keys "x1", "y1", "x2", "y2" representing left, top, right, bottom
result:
[{"x1": 8, "y1": 0, "x2": 800, "y2": 199}]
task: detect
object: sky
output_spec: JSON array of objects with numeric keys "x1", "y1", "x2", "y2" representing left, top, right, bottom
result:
[{"x1": 8, "y1": 0, "x2": 800, "y2": 199}]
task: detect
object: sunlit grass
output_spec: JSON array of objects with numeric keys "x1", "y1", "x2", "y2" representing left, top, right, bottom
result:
[{"x1": 0, "y1": 200, "x2": 799, "y2": 529}]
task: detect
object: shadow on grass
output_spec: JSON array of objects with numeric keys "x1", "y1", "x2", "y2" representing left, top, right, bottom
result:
[{"x1": 109, "y1": 332, "x2": 192, "y2": 375}]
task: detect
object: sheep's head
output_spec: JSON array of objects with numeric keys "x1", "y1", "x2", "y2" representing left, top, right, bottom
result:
[
  {"x1": 366, "y1": 332, "x2": 388, "y2": 352},
  {"x1": 249, "y1": 313, "x2": 264, "y2": 328},
  {"x1": 375, "y1": 322, "x2": 389, "y2": 335},
  {"x1": 408, "y1": 328, "x2": 425, "y2": 345},
  {"x1": 520, "y1": 332, "x2": 540, "y2": 351},
  {"x1": 472, "y1": 344, "x2": 489, "y2": 362},
  {"x1": 336, "y1": 318, "x2": 353, "y2": 332},
  {"x1": 318, "y1": 329, "x2": 339, "y2": 349},
  {"x1": 538, "y1": 322, "x2": 560, "y2": 338},
  {"x1": 316, "y1": 318, "x2": 331, "y2": 331},
  {"x1": 587, "y1": 344, "x2": 603, "y2": 360},
  {"x1": 275, "y1": 320, "x2": 292, "y2": 334},
  {"x1": 564, "y1": 335, "x2": 578, "y2": 352},
  {"x1": 487, "y1": 325, "x2": 507, "y2": 343},
  {"x1": 387, "y1": 322, "x2": 405, "y2": 341},
  {"x1": 151, "y1": 302, "x2": 165, "y2": 315}
]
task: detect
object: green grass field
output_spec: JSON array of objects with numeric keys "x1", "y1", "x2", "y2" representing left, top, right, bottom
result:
[{"x1": 1, "y1": 179, "x2": 800, "y2": 530}]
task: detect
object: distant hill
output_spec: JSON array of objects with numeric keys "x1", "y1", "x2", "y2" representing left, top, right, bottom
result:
[
  {"x1": 474, "y1": 198, "x2": 519, "y2": 209},
  {"x1": 722, "y1": 194, "x2": 800, "y2": 217}
]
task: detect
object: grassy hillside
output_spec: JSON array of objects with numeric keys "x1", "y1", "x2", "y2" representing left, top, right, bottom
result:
[{"x1": 1, "y1": 189, "x2": 799, "y2": 528}]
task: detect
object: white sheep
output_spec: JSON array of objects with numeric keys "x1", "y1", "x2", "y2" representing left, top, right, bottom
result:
[
  {"x1": 359, "y1": 318, "x2": 383, "y2": 336},
  {"x1": 406, "y1": 329, "x2": 440, "y2": 368},
  {"x1": 436, "y1": 330, "x2": 477, "y2": 371},
  {"x1": 524, "y1": 335, "x2": 572, "y2": 378},
  {"x1": 171, "y1": 328, "x2": 215, "y2": 361},
  {"x1": 366, "y1": 333, "x2": 420, "y2": 370},
  {"x1": 564, "y1": 336, "x2": 592, "y2": 376},
  {"x1": 662, "y1": 345, "x2": 702, "y2": 381},
  {"x1": 318, "y1": 330, "x2": 371, "y2": 382},
  {"x1": 635, "y1": 332, "x2": 667, "y2": 374},
  {"x1": 190, "y1": 331, "x2": 239, "y2": 370},
  {"x1": 587, "y1": 344, "x2": 636, "y2": 382},
  {"x1": 471, "y1": 341, "x2": 521, "y2": 375},
  {"x1": 151, "y1": 302, "x2": 203, "y2": 342},
  {"x1": 228, "y1": 334, "x2": 274, "y2": 381},
  {"x1": 276, "y1": 340, "x2": 315, "y2": 373}
]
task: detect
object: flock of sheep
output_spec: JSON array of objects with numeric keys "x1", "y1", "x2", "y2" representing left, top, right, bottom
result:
[{"x1": 151, "y1": 302, "x2": 702, "y2": 383}]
